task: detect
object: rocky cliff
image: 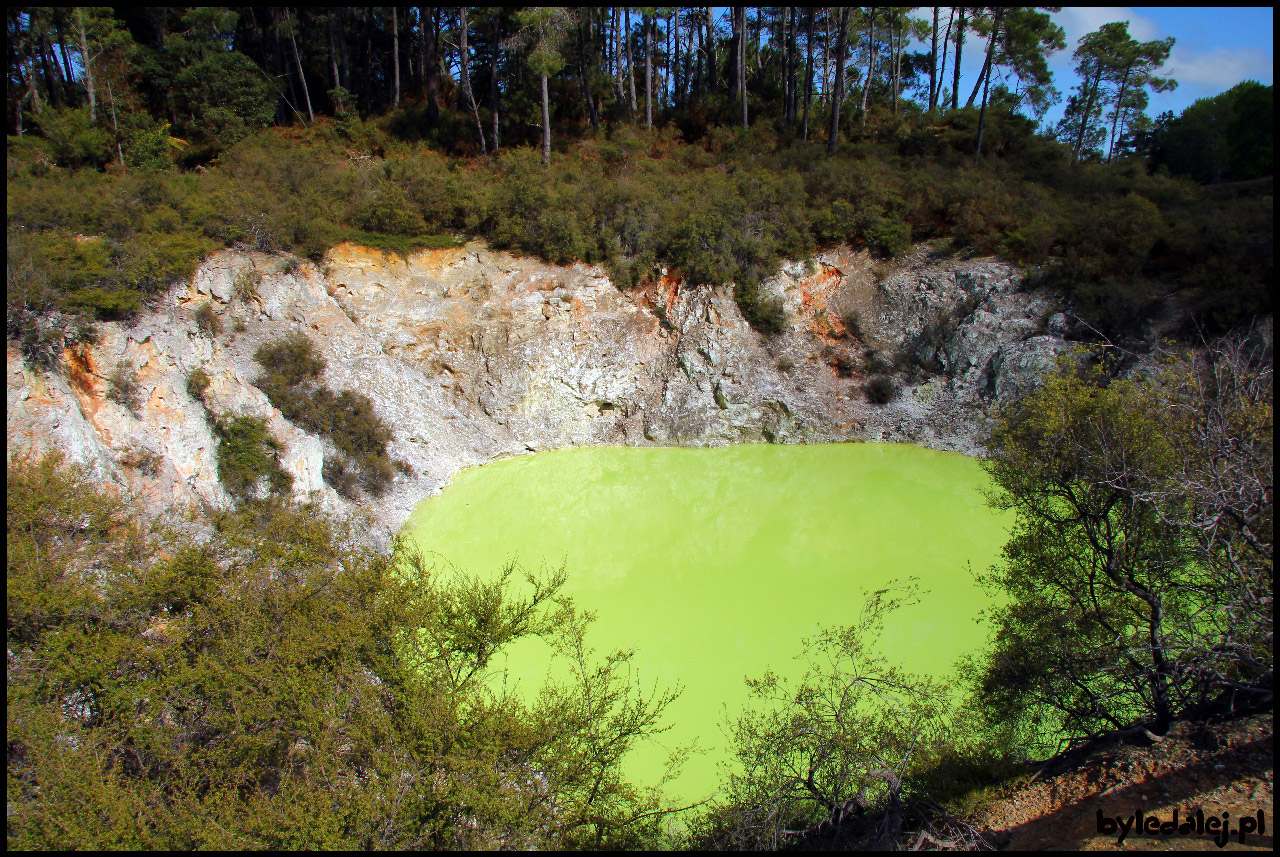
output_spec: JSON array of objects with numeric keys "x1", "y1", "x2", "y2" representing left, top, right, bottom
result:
[{"x1": 7, "y1": 241, "x2": 1068, "y2": 547}]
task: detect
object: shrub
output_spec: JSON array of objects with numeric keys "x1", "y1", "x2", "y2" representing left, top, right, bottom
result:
[
  {"x1": 64, "y1": 287, "x2": 143, "y2": 320},
  {"x1": 253, "y1": 334, "x2": 326, "y2": 387},
  {"x1": 7, "y1": 456, "x2": 682, "y2": 850},
  {"x1": 12, "y1": 309, "x2": 97, "y2": 370},
  {"x1": 253, "y1": 335, "x2": 398, "y2": 497},
  {"x1": 322, "y1": 456, "x2": 362, "y2": 500},
  {"x1": 124, "y1": 120, "x2": 184, "y2": 172},
  {"x1": 862, "y1": 214, "x2": 912, "y2": 258},
  {"x1": 865, "y1": 375, "x2": 895, "y2": 404},
  {"x1": 864, "y1": 349, "x2": 891, "y2": 375},
  {"x1": 176, "y1": 52, "x2": 277, "y2": 149},
  {"x1": 356, "y1": 185, "x2": 428, "y2": 236},
  {"x1": 979, "y1": 341, "x2": 1272, "y2": 740},
  {"x1": 215, "y1": 415, "x2": 292, "y2": 501},
  {"x1": 119, "y1": 445, "x2": 163, "y2": 477},
  {"x1": 107, "y1": 361, "x2": 144, "y2": 414},
  {"x1": 34, "y1": 107, "x2": 112, "y2": 167},
  {"x1": 735, "y1": 281, "x2": 787, "y2": 337},
  {"x1": 233, "y1": 268, "x2": 261, "y2": 302},
  {"x1": 186, "y1": 368, "x2": 212, "y2": 402},
  {"x1": 824, "y1": 346, "x2": 857, "y2": 377},
  {"x1": 696, "y1": 586, "x2": 952, "y2": 849},
  {"x1": 194, "y1": 302, "x2": 222, "y2": 337},
  {"x1": 842, "y1": 309, "x2": 864, "y2": 339}
]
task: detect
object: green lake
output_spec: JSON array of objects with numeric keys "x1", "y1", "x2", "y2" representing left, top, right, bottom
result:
[{"x1": 401, "y1": 442, "x2": 1011, "y2": 805}]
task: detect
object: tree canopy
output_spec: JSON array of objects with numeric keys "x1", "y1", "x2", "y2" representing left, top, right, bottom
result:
[{"x1": 978, "y1": 339, "x2": 1273, "y2": 744}]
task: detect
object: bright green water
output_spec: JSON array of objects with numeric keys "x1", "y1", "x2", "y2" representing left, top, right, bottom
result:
[{"x1": 401, "y1": 443, "x2": 1010, "y2": 805}]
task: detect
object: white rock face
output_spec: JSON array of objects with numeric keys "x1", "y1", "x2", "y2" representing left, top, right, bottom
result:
[{"x1": 7, "y1": 241, "x2": 1072, "y2": 547}]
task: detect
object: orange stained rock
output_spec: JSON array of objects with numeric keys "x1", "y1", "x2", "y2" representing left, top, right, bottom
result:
[
  {"x1": 327, "y1": 241, "x2": 465, "y2": 274},
  {"x1": 406, "y1": 245, "x2": 466, "y2": 273},
  {"x1": 146, "y1": 384, "x2": 183, "y2": 421},
  {"x1": 659, "y1": 274, "x2": 681, "y2": 308},
  {"x1": 61, "y1": 345, "x2": 103, "y2": 414}
]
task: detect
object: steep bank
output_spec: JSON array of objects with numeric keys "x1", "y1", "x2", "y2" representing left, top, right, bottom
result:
[{"x1": 7, "y1": 241, "x2": 1068, "y2": 546}]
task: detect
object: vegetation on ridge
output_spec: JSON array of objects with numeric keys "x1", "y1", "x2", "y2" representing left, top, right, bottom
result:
[
  {"x1": 253, "y1": 334, "x2": 404, "y2": 499},
  {"x1": 6, "y1": 8, "x2": 1272, "y2": 343}
]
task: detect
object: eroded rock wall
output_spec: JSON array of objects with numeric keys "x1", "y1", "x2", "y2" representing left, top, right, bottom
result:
[{"x1": 7, "y1": 241, "x2": 1068, "y2": 547}]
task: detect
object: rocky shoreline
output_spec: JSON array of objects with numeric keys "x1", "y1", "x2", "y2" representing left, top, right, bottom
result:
[{"x1": 7, "y1": 240, "x2": 1070, "y2": 548}]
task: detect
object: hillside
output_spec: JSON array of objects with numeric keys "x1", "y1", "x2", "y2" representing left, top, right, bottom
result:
[
  {"x1": 977, "y1": 712, "x2": 1273, "y2": 852},
  {"x1": 9, "y1": 239, "x2": 1068, "y2": 545}
]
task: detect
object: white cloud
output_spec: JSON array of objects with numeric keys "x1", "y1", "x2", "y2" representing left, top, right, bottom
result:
[
  {"x1": 1164, "y1": 46, "x2": 1274, "y2": 88},
  {"x1": 1056, "y1": 7, "x2": 1163, "y2": 49}
]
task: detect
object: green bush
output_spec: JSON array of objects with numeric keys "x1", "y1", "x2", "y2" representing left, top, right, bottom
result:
[
  {"x1": 124, "y1": 121, "x2": 182, "y2": 172},
  {"x1": 107, "y1": 361, "x2": 143, "y2": 414},
  {"x1": 862, "y1": 214, "x2": 912, "y2": 258},
  {"x1": 842, "y1": 309, "x2": 864, "y2": 339},
  {"x1": 356, "y1": 185, "x2": 428, "y2": 236},
  {"x1": 186, "y1": 368, "x2": 211, "y2": 402},
  {"x1": 253, "y1": 335, "x2": 398, "y2": 497},
  {"x1": 322, "y1": 456, "x2": 362, "y2": 500},
  {"x1": 253, "y1": 334, "x2": 326, "y2": 387},
  {"x1": 734, "y1": 280, "x2": 787, "y2": 337},
  {"x1": 7, "y1": 104, "x2": 1270, "y2": 352},
  {"x1": 7, "y1": 456, "x2": 683, "y2": 849},
  {"x1": 215, "y1": 415, "x2": 292, "y2": 501},
  {"x1": 177, "y1": 52, "x2": 278, "y2": 149},
  {"x1": 194, "y1": 302, "x2": 222, "y2": 336},
  {"x1": 64, "y1": 287, "x2": 144, "y2": 319},
  {"x1": 343, "y1": 230, "x2": 463, "y2": 257},
  {"x1": 33, "y1": 107, "x2": 112, "y2": 167},
  {"x1": 865, "y1": 375, "x2": 896, "y2": 404},
  {"x1": 232, "y1": 268, "x2": 261, "y2": 301}
]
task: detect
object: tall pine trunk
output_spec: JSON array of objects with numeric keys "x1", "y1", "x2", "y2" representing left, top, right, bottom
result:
[
  {"x1": 1106, "y1": 64, "x2": 1134, "y2": 163},
  {"x1": 738, "y1": 7, "x2": 747, "y2": 128},
  {"x1": 860, "y1": 8, "x2": 876, "y2": 128},
  {"x1": 290, "y1": 9, "x2": 314, "y2": 120},
  {"x1": 966, "y1": 13, "x2": 998, "y2": 110},
  {"x1": 644, "y1": 12, "x2": 652, "y2": 128},
  {"x1": 802, "y1": 8, "x2": 814, "y2": 139},
  {"x1": 579, "y1": 20, "x2": 599, "y2": 132},
  {"x1": 704, "y1": 7, "x2": 717, "y2": 95},
  {"x1": 951, "y1": 7, "x2": 965, "y2": 110},
  {"x1": 625, "y1": 8, "x2": 637, "y2": 119},
  {"x1": 1072, "y1": 68, "x2": 1103, "y2": 161},
  {"x1": 613, "y1": 7, "x2": 626, "y2": 111},
  {"x1": 53, "y1": 12, "x2": 79, "y2": 107},
  {"x1": 75, "y1": 8, "x2": 96, "y2": 124},
  {"x1": 728, "y1": 7, "x2": 740, "y2": 104},
  {"x1": 328, "y1": 11, "x2": 341, "y2": 89},
  {"x1": 827, "y1": 7, "x2": 848, "y2": 154},
  {"x1": 491, "y1": 15, "x2": 502, "y2": 148},
  {"x1": 541, "y1": 74, "x2": 551, "y2": 165},
  {"x1": 391, "y1": 7, "x2": 400, "y2": 108},
  {"x1": 929, "y1": 7, "x2": 938, "y2": 112},
  {"x1": 458, "y1": 8, "x2": 486, "y2": 155},
  {"x1": 975, "y1": 18, "x2": 999, "y2": 159},
  {"x1": 935, "y1": 7, "x2": 954, "y2": 111},
  {"x1": 423, "y1": 8, "x2": 438, "y2": 125},
  {"x1": 692, "y1": 9, "x2": 703, "y2": 99}
]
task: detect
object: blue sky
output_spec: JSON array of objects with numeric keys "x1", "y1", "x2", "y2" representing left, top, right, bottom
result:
[
  {"x1": 934, "y1": 7, "x2": 1274, "y2": 129},
  {"x1": 700, "y1": 7, "x2": 1273, "y2": 129}
]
